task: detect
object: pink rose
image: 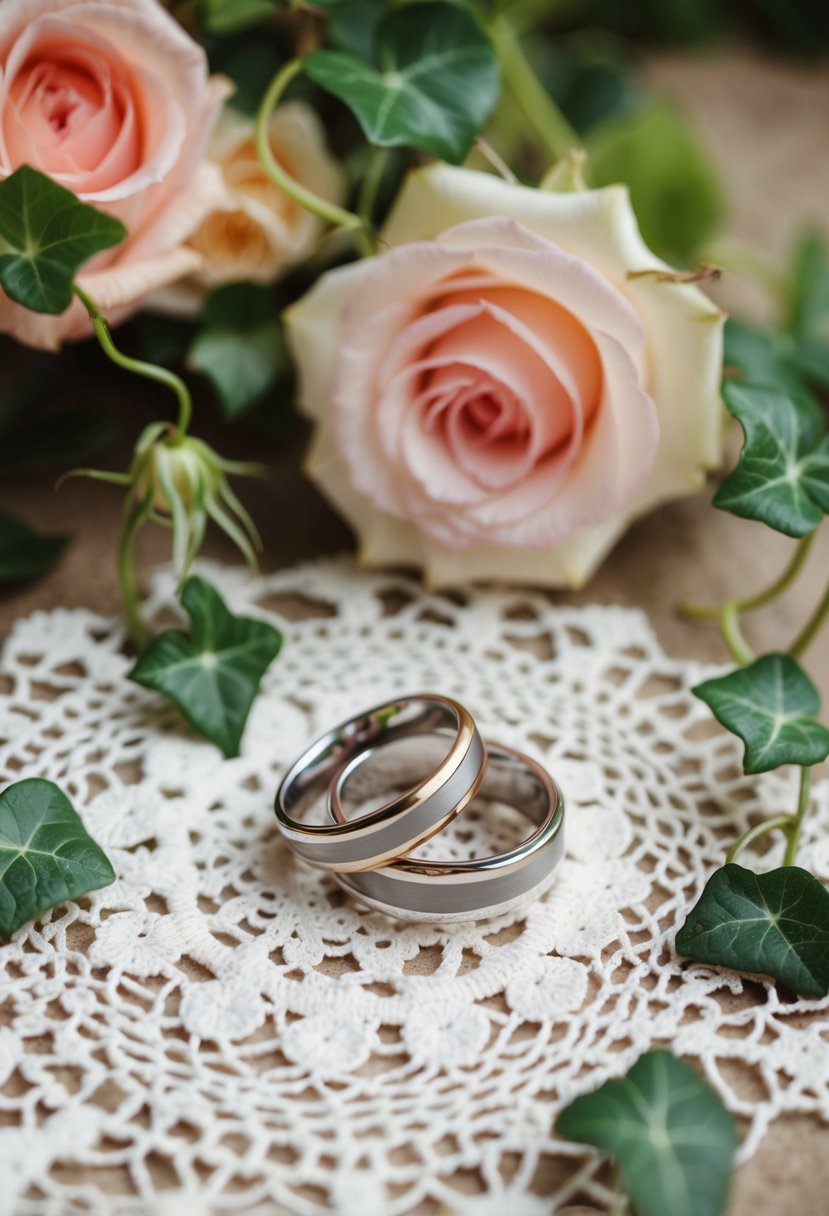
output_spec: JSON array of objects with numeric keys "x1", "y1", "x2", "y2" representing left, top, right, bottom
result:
[
  {"x1": 0, "y1": 0, "x2": 231, "y2": 349},
  {"x1": 287, "y1": 165, "x2": 724, "y2": 588}
]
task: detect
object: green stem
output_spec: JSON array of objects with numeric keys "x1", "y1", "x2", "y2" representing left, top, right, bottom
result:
[
  {"x1": 789, "y1": 572, "x2": 829, "y2": 659},
  {"x1": 490, "y1": 17, "x2": 581, "y2": 164},
  {"x1": 720, "y1": 601, "x2": 755, "y2": 666},
  {"x1": 683, "y1": 532, "x2": 816, "y2": 622},
  {"x1": 726, "y1": 814, "x2": 793, "y2": 864},
  {"x1": 783, "y1": 767, "x2": 812, "y2": 866},
  {"x1": 74, "y1": 286, "x2": 193, "y2": 436},
  {"x1": 356, "y1": 148, "x2": 388, "y2": 255},
  {"x1": 117, "y1": 498, "x2": 151, "y2": 650},
  {"x1": 256, "y1": 60, "x2": 369, "y2": 241},
  {"x1": 738, "y1": 532, "x2": 816, "y2": 612}
]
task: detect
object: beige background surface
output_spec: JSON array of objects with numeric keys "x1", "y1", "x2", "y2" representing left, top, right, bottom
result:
[{"x1": 1, "y1": 44, "x2": 828, "y2": 1215}]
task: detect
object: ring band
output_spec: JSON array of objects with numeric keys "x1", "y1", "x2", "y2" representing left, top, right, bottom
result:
[
  {"x1": 328, "y1": 739, "x2": 564, "y2": 922},
  {"x1": 275, "y1": 694, "x2": 486, "y2": 872}
]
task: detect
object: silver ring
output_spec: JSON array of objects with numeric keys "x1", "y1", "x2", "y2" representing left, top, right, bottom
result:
[
  {"x1": 328, "y1": 739, "x2": 565, "y2": 922},
  {"x1": 275, "y1": 694, "x2": 486, "y2": 872}
]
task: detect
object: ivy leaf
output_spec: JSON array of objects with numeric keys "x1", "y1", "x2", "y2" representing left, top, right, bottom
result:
[
  {"x1": 0, "y1": 512, "x2": 67, "y2": 584},
  {"x1": 587, "y1": 101, "x2": 722, "y2": 264},
  {"x1": 0, "y1": 166, "x2": 125, "y2": 314},
  {"x1": 693, "y1": 654, "x2": 829, "y2": 775},
  {"x1": 304, "y1": 2, "x2": 500, "y2": 164},
  {"x1": 187, "y1": 284, "x2": 287, "y2": 420},
  {"x1": 676, "y1": 864, "x2": 829, "y2": 996},
  {"x1": 328, "y1": 0, "x2": 385, "y2": 59},
  {"x1": 715, "y1": 382, "x2": 829, "y2": 536},
  {"x1": 129, "y1": 576, "x2": 283, "y2": 758},
  {"x1": 0, "y1": 779, "x2": 115, "y2": 939},
  {"x1": 556, "y1": 1049, "x2": 737, "y2": 1216}
]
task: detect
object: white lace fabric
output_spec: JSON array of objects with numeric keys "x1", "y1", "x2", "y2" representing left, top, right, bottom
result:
[{"x1": 1, "y1": 557, "x2": 828, "y2": 1215}]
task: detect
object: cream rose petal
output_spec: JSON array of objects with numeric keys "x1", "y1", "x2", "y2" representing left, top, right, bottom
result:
[
  {"x1": 384, "y1": 165, "x2": 724, "y2": 476},
  {"x1": 287, "y1": 164, "x2": 723, "y2": 586}
]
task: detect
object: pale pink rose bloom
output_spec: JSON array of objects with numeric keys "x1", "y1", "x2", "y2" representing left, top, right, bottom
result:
[
  {"x1": 0, "y1": 0, "x2": 231, "y2": 350},
  {"x1": 148, "y1": 102, "x2": 346, "y2": 316},
  {"x1": 287, "y1": 165, "x2": 725, "y2": 588},
  {"x1": 190, "y1": 102, "x2": 346, "y2": 289}
]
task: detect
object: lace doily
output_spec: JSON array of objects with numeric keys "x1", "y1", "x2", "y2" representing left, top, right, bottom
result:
[{"x1": 1, "y1": 557, "x2": 828, "y2": 1216}]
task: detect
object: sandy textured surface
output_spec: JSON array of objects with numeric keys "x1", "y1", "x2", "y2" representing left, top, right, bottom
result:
[{"x1": 1, "y1": 44, "x2": 828, "y2": 1215}]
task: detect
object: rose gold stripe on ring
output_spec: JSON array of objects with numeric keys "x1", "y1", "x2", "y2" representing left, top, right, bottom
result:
[
  {"x1": 329, "y1": 741, "x2": 564, "y2": 922},
  {"x1": 274, "y1": 694, "x2": 486, "y2": 873}
]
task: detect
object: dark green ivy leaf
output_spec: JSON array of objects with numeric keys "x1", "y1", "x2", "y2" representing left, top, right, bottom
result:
[
  {"x1": 715, "y1": 382, "x2": 829, "y2": 536},
  {"x1": 187, "y1": 284, "x2": 287, "y2": 420},
  {"x1": 693, "y1": 654, "x2": 829, "y2": 775},
  {"x1": 0, "y1": 512, "x2": 67, "y2": 585},
  {"x1": 305, "y1": 2, "x2": 500, "y2": 164},
  {"x1": 0, "y1": 166, "x2": 125, "y2": 314},
  {"x1": 0, "y1": 779, "x2": 115, "y2": 939},
  {"x1": 677, "y1": 864, "x2": 829, "y2": 996},
  {"x1": 556, "y1": 1049, "x2": 737, "y2": 1216},
  {"x1": 129, "y1": 576, "x2": 283, "y2": 758},
  {"x1": 328, "y1": 0, "x2": 385, "y2": 60}
]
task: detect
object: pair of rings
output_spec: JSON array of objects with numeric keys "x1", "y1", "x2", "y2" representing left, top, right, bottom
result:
[{"x1": 274, "y1": 694, "x2": 565, "y2": 923}]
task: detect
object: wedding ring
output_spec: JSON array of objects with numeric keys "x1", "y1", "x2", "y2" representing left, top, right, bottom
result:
[
  {"x1": 328, "y1": 738, "x2": 564, "y2": 922},
  {"x1": 275, "y1": 695, "x2": 486, "y2": 872}
]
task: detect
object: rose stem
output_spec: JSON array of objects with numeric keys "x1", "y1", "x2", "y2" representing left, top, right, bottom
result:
[
  {"x1": 255, "y1": 60, "x2": 373, "y2": 253},
  {"x1": 73, "y1": 286, "x2": 193, "y2": 437},
  {"x1": 489, "y1": 17, "x2": 581, "y2": 165}
]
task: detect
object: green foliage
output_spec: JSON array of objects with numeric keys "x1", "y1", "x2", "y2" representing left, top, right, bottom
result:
[
  {"x1": 188, "y1": 284, "x2": 287, "y2": 420},
  {"x1": 787, "y1": 230, "x2": 829, "y2": 389},
  {"x1": 0, "y1": 512, "x2": 67, "y2": 585},
  {"x1": 723, "y1": 318, "x2": 808, "y2": 399},
  {"x1": 587, "y1": 101, "x2": 723, "y2": 264},
  {"x1": 0, "y1": 166, "x2": 125, "y2": 314},
  {"x1": 209, "y1": 38, "x2": 286, "y2": 116},
  {"x1": 715, "y1": 383, "x2": 829, "y2": 537},
  {"x1": 129, "y1": 576, "x2": 283, "y2": 758},
  {"x1": 0, "y1": 408, "x2": 117, "y2": 471},
  {"x1": 305, "y1": 1, "x2": 500, "y2": 163},
  {"x1": 677, "y1": 864, "x2": 829, "y2": 996},
  {"x1": 328, "y1": 0, "x2": 385, "y2": 59},
  {"x1": 136, "y1": 314, "x2": 196, "y2": 367},
  {"x1": 203, "y1": 0, "x2": 280, "y2": 34},
  {"x1": 693, "y1": 654, "x2": 829, "y2": 775},
  {"x1": 556, "y1": 1049, "x2": 737, "y2": 1216},
  {"x1": 0, "y1": 779, "x2": 115, "y2": 939},
  {"x1": 530, "y1": 34, "x2": 641, "y2": 136}
]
